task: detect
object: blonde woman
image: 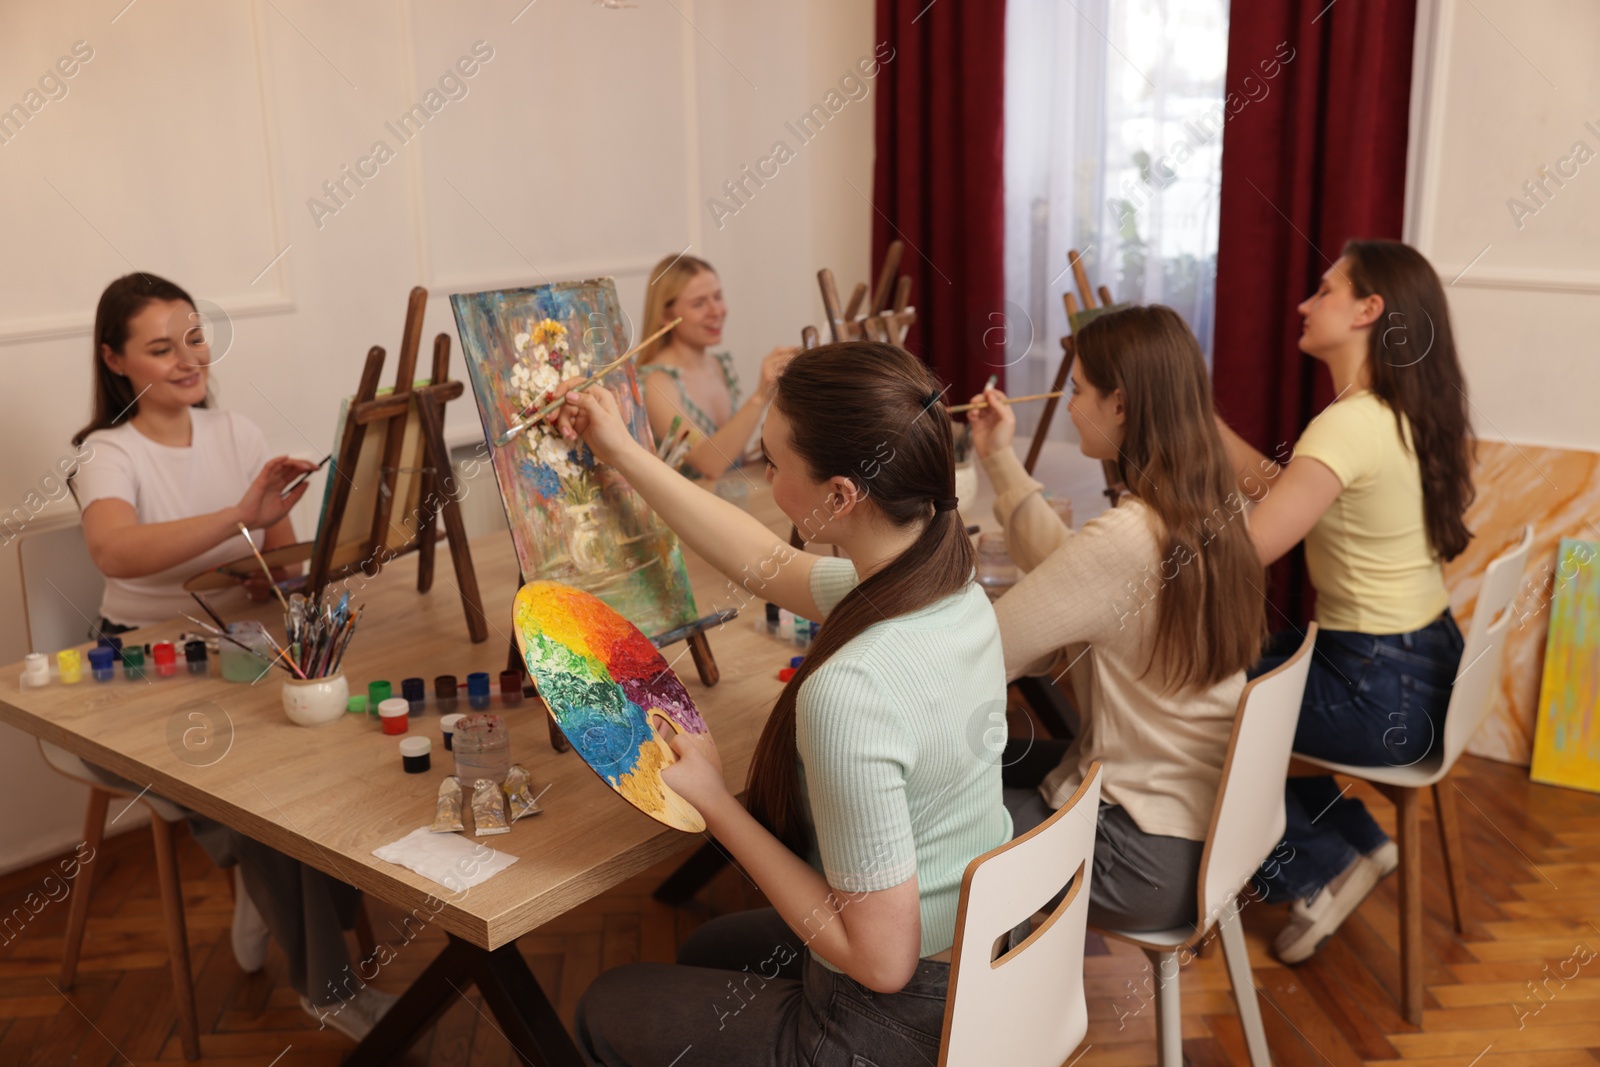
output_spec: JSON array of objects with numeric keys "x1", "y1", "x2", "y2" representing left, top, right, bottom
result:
[{"x1": 637, "y1": 253, "x2": 798, "y2": 479}]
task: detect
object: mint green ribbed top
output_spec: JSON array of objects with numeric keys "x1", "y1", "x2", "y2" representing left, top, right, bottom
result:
[{"x1": 796, "y1": 556, "x2": 1013, "y2": 964}]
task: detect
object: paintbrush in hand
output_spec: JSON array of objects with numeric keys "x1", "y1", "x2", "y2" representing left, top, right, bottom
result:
[{"x1": 945, "y1": 390, "x2": 1065, "y2": 415}]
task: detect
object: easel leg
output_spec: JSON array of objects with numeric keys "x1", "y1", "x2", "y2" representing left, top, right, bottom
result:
[
  {"x1": 651, "y1": 840, "x2": 729, "y2": 906},
  {"x1": 415, "y1": 390, "x2": 488, "y2": 643},
  {"x1": 687, "y1": 630, "x2": 719, "y2": 687}
]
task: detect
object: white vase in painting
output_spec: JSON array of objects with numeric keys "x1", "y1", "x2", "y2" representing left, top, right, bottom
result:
[{"x1": 567, "y1": 502, "x2": 612, "y2": 574}]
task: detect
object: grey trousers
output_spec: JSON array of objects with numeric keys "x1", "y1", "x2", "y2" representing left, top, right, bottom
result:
[
  {"x1": 87, "y1": 763, "x2": 360, "y2": 1006},
  {"x1": 1005, "y1": 789, "x2": 1202, "y2": 933},
  {"x1": 575, "y1": 907, "x2": 950, "y2": 1067}
]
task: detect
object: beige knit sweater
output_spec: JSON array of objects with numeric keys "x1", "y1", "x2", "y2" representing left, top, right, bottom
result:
[{"x1": 985, "y1": 446, "x2": 1244, "y2": 841}]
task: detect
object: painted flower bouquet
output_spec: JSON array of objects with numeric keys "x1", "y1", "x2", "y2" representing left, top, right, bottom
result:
[{"x1": 509, "y1": 318, "x2": 595, "y2": 488}]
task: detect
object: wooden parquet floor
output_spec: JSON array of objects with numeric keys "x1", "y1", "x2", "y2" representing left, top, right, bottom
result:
[{"x1": 1, "y1": 753, "x2": 1597, "y2": 1066}]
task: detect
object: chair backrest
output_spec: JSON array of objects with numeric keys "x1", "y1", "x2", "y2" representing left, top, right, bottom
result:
[
  {"x1": 1195, "y1": 624, "x2": 1318, "y2": 931},
  {"x1": 939, "y1": 763, "x2": 1102, "y2": 1067},
  {"x1": 1437, "y1": 524, "x2": 1534, "y2": 773},
  {"x1": 17, "y1": 519, "x2": 105, "y2": 653}
]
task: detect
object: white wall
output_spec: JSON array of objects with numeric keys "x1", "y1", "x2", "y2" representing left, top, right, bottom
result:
[
  {"x1": 0, "y1": 0, "x2": 873, "y2": 873},
  {"x1": 1406, "y1": 0, "x2": 1600, "y2": 450}
]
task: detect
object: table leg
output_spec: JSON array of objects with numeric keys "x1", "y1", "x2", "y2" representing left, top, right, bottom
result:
[
  {"x1": 343, "y1": 935, "x2": 583, "y2": 1067},
  {"x1": 651, "y1": 839, "x2": 729, "y2": 906}
]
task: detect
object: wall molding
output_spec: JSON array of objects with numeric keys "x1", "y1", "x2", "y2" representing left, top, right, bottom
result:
[{"x1": 0, "y1": 1, "x2": 295, "y2": 347}]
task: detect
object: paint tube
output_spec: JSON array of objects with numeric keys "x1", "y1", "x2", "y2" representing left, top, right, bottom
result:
[
  {"x1": 431, "y1": 776, "x2": 465, "y2": 833},
  {"x1": 471, "y1": 778, "x2": 509, "y2": 836},
  {"x1": 503, "y1": 764, "x2": 542, "y2": 822}
]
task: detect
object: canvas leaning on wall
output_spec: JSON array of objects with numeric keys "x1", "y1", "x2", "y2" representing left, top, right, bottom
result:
[{"x1": 1531, "y1": 537, "x2": 1600, "y2": 795}]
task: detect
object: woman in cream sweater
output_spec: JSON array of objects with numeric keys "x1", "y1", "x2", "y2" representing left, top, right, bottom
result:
[{"x1": 970, "y1": 305, "x2": 1267, "y2": 931}]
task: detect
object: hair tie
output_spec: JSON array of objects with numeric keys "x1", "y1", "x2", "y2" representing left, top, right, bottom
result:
[
  {"x1": 933, "y1": 498, "x2": 959, "y2": 512},
  {"x1": 922, "y1": 389, "x2": 944, "y2": 409}
]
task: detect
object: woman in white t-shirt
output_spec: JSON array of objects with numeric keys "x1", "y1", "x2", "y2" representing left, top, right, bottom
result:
[
  {"x1": 72, "y1": 279, "x2": 314, "y2": 628},
  {"x1": 68, "y1": 273, "x2": 394, "y2": 1040}
]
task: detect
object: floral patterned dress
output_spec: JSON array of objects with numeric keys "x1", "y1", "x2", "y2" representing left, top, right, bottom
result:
[{"x1": 638, "y1": 352, "x2": 744, "y2": 478}]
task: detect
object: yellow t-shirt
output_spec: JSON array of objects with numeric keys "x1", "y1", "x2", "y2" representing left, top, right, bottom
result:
[{"x1": 1291, "y1": 391, "x2": 1450, "y2": 634}]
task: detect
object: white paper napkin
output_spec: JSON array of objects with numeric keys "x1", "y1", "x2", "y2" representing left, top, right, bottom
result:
[{"x1": 372, "y1": 827, "x2": 518, "y2": 892}]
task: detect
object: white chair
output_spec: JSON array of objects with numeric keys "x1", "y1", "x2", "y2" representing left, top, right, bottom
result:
[
  {"x1": 40, "y1": 741, "x2": 203, "y2": 1061},
  {"x1": 939, "y1": 762, "x2": 1102, "y2": 1067},
  {"x1": 1098, "y1": 624, "x2": 1319, "y2": 1067},
  {"x1": 1293, "y1": 525, "x2": 1534, "y2": 1025}
]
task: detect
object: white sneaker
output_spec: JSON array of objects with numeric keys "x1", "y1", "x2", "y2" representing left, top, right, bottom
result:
[
  {"x1": 301, "y1": 986, "x2": 399, "y2": 1042},
  {"x1": 230, "y1": 868, "x2": 270, "y2": 973},
  {"x1": 1274, "y1": 854, "x2": 1382, "y2": 965},
  {"x1": 1366, "y1": 840, "x2": 1399, "y2": 879}
]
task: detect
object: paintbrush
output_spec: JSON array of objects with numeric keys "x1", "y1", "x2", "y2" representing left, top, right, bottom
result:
[
  {"x1": 494, "y1": 317, "x2": 682, "y2": 447},
  {"x1": 190, "y1": 591, "x2": 232, "y2": 634},
  {"x1": 655, "y1": 415, "x2": 683, "y2": 458},
  {"x1": 946, "y1": 390, "x2": 1065, "y2": 415},
  {"x1": 183, "y1": 614, "x2": 299, "y2": 677},
  {"x1": 237, "y1": 523, "x2": 292, "y2": 614},
  {"x1": 663, "y1": 432, "x2": 694, "y2": 470},
  {"x1": 279, "y1": 454, "x2": 331, "y2": 499}
]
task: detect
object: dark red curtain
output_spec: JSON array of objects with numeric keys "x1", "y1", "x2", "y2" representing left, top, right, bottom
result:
[
  {"x1": 872, "y1": 0, "x2": 1006, "y2": 402},
  {"x1": 1212, "y1": 0, "x2": 1417, "y2": 620}
]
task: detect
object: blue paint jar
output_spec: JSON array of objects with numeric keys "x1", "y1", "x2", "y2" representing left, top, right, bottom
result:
[
  {"x1": 88, "y1": 646, "x2": 115, "y2": 682},
  {"x1": 467, "y1": 671, "x2": 491, "y2": 710},
  {"x1": 402, "y1": 676, "x2": 426, "y2": 716}
]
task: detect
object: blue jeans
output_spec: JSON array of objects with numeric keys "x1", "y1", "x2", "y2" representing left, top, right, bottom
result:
[{"x1": 1251, "y1": 610, "x2": 1465, "y2": 902}]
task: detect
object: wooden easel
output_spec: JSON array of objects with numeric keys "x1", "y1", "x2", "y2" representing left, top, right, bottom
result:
[
  {"x1": 308, "y1": 287, "x2": 490, "y2": 641},
  {"x1": 1023, "y1": 249, "x2": 1126, "y2": 508},
  {"x1": 814, "y1": 240, "x2": 916, "y2": 346}
]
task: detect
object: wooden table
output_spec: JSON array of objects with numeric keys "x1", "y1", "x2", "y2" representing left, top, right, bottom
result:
[{"x1": 0, "y1": 477, "x2": 802, "y2": 1065}]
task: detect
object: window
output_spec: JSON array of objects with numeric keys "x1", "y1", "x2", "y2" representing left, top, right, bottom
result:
[{"x1": 1003, "y1": 0, "x2": 1229, "y2": 433}]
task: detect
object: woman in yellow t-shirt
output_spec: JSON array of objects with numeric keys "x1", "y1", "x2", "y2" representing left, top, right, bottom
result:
[{"x1": 1217, "y1": 240, "x2": 1474, "y2": 964}]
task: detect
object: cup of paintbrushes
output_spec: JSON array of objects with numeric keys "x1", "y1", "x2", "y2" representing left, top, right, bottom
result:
[{"x1": 282, "y1": 670, "x2": 349, "y2": 727}]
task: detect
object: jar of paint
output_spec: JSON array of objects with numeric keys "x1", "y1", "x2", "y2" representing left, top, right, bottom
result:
[
  {"x1": 434, "y1": 675, "x2": 458, "y2": 714},
  {"x1": 402, "y1": 677, "x2": 426, "y2": 716},
  {"x1": 439, "y1": 713, "x2": 465, "y2": 751},
  {"x1": 453, "y1": 713, "x2": 509, "y2": 784},
  {"x1": 368, "y1": 680, "x2": 392, "y2": 716},
  {"x1": 23, "y1": 653, "x2": 50, "y2": 687},
  {"x1": 98, "y1": 635, "x2": 123, "y2": 653},
  {"x1": 466, "y1": 672, "x2": 491, "y2": 710},
  {"x1": 282, "y1": 671, "x2": 349, "y2": 727},
  {"x1": 378, "y1": 698, "x2": 410, "y2": 736},
  {"x1": 87, "y1": 646, "x2": 116, "y2": 682},
  {"x1": 57, "y1": 649, "x2": 83, "y2": 685},
  {"x1": 152, "y1": 641, "x2": 177, "y2": 678},
  {"x1": 346, "y1": 695, "x2": 368, "y2": 715},
  {"x1": 184, "y1": 640, "x2": 208, "y2": 676},
  {"x1": 122, "y1": 646, "x2": 146, "y2": 681},
  {"x1": 499, "y1": 670, "x2": 523, "y2": 706},
  {"x1": 400, "y1": 736, "x2": 431, "y2": 774},
  {"x1": 220, "y1": 621, "x2": 274, "y2": 683}
]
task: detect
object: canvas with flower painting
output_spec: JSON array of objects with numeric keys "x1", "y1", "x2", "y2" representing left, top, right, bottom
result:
[{"x1": 451, "y1": 279, "x2": 698, "y2": 638}]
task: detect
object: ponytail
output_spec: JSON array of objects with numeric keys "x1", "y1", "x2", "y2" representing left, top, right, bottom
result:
[{"x1": 744, "y1": 343, "x2": 974, "y2": 854}]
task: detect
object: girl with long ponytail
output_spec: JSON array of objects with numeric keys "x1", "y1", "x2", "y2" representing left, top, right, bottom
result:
[{"x1": 553, "y1": 341, "x2": 1010, "y2": 1066}]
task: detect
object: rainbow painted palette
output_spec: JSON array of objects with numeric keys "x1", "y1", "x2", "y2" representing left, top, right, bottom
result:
[{"x1": 513, "y1": 580, "x2": 709, "y2": 831}]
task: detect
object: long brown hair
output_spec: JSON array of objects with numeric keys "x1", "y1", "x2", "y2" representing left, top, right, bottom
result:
[
  {"x1": 1343, "y1": 239, "x2": 1475, "y2": 562},
  {"x1": 73, "y1": 273, "x2": 206, "y2": 448},
  {"x1": 638, "y1": 253, "x2": 715, "y2": 365},
  {"x1": 744, "y1": 342, "x2": 975, "y2": 855},
  {"x1": 1075, "y1": 305, "x2": 1267, "y2": 691}
]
